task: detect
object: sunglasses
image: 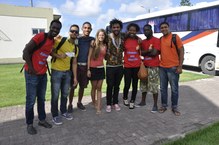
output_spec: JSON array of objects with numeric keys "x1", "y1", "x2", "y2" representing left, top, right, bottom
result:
[{"x1": 70, "y1": 30, "x2": 79, "y2": 34}]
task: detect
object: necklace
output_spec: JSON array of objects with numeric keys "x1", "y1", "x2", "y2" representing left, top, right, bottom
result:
[{"x1": 110, "y1": 33, "x2": 121, "y2": 49}]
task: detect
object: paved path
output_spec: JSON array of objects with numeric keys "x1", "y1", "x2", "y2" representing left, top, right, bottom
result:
[{"x1": 1, "y1": 77, "x2": 219, "y2": 145}]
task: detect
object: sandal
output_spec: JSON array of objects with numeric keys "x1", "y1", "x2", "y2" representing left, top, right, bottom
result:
[
  {"x1": 158, "y1": 107, "x2": 167, "y2": 113},
  {"x1": 172, "y1": 108, "x2": 181, "y2": 116}
]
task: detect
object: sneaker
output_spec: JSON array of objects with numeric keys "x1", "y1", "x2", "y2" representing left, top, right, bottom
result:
[
  {"x1": 38, "y1": 120, "x2": 52, "y2": 128},
  {"x1": 114, "y1": 104, "x2": 121, "y2": 111},
  {"x1": 151, "y1": 106, "x2": 158, "y2": 113},
  {"x1": 52, "y1": 116, "x2": 63, "y2": 125},
  {"x1": 62, "y1": 113, "x2": 73, "y2": 120},
  {"x1": 27, "y1": 124, "x2": 37, "y2": 135},
  {"x1": 129, "y1": 102, "x2": 135, "y2": 109},
  {"x1": 77, "y1": 102, "x2": 86, "y2": 111},
  {"x1": 138, "y1": 102, "x2": 146, "y2": 106},
  {"x1": 67, "y1": 105, "x2": 73, "y2": 113},
  {"x1": 123, "y1": 99, "x2": 129, "y2": 106},
  {"x1": 106, "y1": 105, "x2": 111, "y2": 113}
]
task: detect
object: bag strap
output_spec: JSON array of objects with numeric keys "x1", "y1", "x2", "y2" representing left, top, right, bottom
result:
[
  {"x1": 20, "y1": 33, "x2": 48, "y2": 73},
  {"x1": 51, "y1": 37, "x2": 67, "y2": 62}
]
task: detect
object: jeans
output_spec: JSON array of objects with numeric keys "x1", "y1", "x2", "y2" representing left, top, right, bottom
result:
[
  {"x1": 106, "y1": 66, "x2": 123, "y2": 105},
  {"x1": 159, "y1": 66, "x2": 179, "y2": 109},
  {"x1": 25, "y1": 71, "x2": 47, "y2": 125},
  {"x1": 51, "y1": 69, "x2": 72, "y2": 117},
  {"x1": 123, "y1": 67, "x2": 139, "y2": 102}
]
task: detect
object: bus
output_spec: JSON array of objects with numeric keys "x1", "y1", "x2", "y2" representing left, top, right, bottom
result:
[{"x1": 119, "y1": 1, "x2": 219, "y2": 75}]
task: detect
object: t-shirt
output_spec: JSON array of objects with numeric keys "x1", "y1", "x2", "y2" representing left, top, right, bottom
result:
[
  {"x1": 160, "y1": 33, "x2": 183, "y2": 68},
  {"x1": 24, "y1": 32, "x2": 54, "y2": 75},
  {"x1": 90, "y1": 45, "x2": 107, "y2": 67},
  {"x1": 124, "y1": 38, "x2": 141, "y2": 68},
  {"x1": 141, "y1": 36, "x2": 160, "y2": 67},
  {"x1": 51, "y1": 37, "x2": 78, "y2": 71},
  {"x1": 77, "y1": 36, "x2": 94, "y2": 63}
]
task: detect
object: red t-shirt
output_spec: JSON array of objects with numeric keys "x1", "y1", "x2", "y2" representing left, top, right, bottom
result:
[
  {"x1": 90, "y1": 45, "x2": 107, "y2": 67},
  {"x1": 141, "y1": 36, "x2": 160, "y2": 67},
  {"x1": 124, "y1": 38, "x2": 141, "y2": 68},
  {"x1": 24, "y1": 33, "x2": 54, "y2": 75}
]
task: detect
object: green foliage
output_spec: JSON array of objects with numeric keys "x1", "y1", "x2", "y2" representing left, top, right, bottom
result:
[
  {"x1": 0, "y1": 64, "x2": 212, "y2": 108},
  {"x1": 180, "y1": 0, "x2": 192, "y2": 6},
  {"x1": 165, "y1": 121, "x2": 219, "y2": 145}
]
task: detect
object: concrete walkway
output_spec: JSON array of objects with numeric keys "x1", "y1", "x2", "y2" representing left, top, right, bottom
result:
[{"x1": 0, "y1": 77, "x2": 219, "y2": 145}]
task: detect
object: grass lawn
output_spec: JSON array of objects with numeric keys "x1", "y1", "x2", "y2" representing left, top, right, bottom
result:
[
  {"x1": 0, "y1": 64, "x2": 212, "y2": 108},
  {"x1": 164, "y1": 121, "x2": 219, "y2": 145}
]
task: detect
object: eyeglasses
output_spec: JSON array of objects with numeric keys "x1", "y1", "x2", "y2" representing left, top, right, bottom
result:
[{"x1": 70, "y1": 30, "x2": 79, "y2": 34}]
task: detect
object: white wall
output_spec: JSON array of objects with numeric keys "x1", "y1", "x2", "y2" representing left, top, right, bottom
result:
[{"x1": 0, "y1": 16, "x2": 47, "y2": 59}]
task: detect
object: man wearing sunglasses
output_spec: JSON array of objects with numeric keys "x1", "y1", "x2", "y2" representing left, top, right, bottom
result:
[{"x1": 50, "y1": 25, "x2": 79, "y2": 125}]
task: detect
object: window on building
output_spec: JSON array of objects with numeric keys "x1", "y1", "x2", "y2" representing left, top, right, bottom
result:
[{"x1": 32, "y1": 28, "x2": 45, "y2": 35}]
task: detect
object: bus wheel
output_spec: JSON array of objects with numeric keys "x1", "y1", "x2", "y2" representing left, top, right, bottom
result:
[{"x1": 200, "y1": 55, "x2": 215, "y2": 75}]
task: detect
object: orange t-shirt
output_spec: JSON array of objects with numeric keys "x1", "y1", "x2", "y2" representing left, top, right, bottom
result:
[{"x1": 160, "y1": 33, "x2": 183, "y2": 68}]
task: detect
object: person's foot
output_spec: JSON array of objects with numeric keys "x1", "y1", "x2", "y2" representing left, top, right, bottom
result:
[
  {"x1": 123, "y1": 99, "x2": 129, "y2": 106},
  {"x1": 106, "y1": 105, "x2": 111, "y2": 113},
  {"x1": 114, "y1": 104, "x2": 121, "y2": 111},
  {"x1": 172, "y1": 108, "x2": 181, "y2": 116},
  {"x1": 62, "y1": 113, "x2": 73, "y2": 120},
  {"x1": 52, "y1": 116, "x2": 63, "y2": 125},
  {"x1": 129, "y1": 101, "x2": 135, "y2": 109},
  {"x1": 77, "y1": 102, "x2": 86, "y2": 111},
  {"x1": 151, "y1": 105, "x2": 158, "y2": 113},
  {"x1": 67, "y1": 105, "x2": 73, "y2": 113},
  {"x1": 27, "y1": 124, "x2": 37, "y2": 135},
  {"x1": 138, "y1": 102, "x2": 146, "y2": 106},
  {"x1": 38, "y1": 120, "x2": 52, "y2": 128},
  {"x1": 158, "y1": 106, "x2": 167, "y2": 113},
  {"x1": 96, "y1": 110, "x2": 101, "y2": 115}
]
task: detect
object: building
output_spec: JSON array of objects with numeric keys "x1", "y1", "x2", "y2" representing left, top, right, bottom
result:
[{"x1": 0, "y1": 4, "x2": 61, "y2": 63}]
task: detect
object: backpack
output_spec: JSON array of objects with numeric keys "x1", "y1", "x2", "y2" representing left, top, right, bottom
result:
[{"x1": 20, "y1": 33, "x2": 51, "y2": 75}]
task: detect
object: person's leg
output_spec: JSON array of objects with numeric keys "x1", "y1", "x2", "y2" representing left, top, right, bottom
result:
[
  {"x1": 68, "y1": 71, "x2": 76, "y2": 113},
  {"x1": 60, "y1": 71, "x2": 71, "y2": 116},
  {"x1": 91, "y1": 80, "x2": 98, "y2": 108},
  {"x1": 159, "y1": 67, "x2": 168, "y2": 109},
  {"x1": 168, "y1": 67, "x2": 180, "y2": 115},
  {"x1": 77, "y1": 65, "x2": 88, "y2": 110},
  {"x1": 123, "y1": 68, "x2": 131, "y2": 106},
  {"x1": 96, "y1": 80, "x2": 103, "y2": 114},
  {"x1": 139, "y1": 78, "x2": 148, "y2": 106},
  {"x1": 106, "y1": 67, "x2": 114, "y2": 106},
  {"x1": 51, "y1": 70, "x2": 62, "y2": 118},
  {"x1": 25, "y1": 71, "x2": 38, "y2": 134},
  {"x1": 130, "y1": 67, "x2": 139, "y2": 102},
  {"x1": 113, "y1": 66, "x2": 123, "y2": 105}
]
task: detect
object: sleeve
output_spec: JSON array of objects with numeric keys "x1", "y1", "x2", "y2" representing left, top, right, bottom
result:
[
  {"x1": 32, "y1": 33, "x2": 44, "y2": 45},
  {"x1": 176, "y1": 34, "x2": 183, "y2": 49}
]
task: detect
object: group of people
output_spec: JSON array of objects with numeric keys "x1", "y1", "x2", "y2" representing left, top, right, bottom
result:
[{"x1": 22, "y1": 18, "x2": 184, "y2": 135}]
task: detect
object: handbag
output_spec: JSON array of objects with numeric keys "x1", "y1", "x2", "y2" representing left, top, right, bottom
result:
[{"x1": 138, "y1": 61, "x2": 148, "y2": 80}]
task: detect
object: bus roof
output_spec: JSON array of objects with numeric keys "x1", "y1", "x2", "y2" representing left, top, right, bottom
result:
[{"x1": 123, "y1": 1, "x2": 219, "y2": 23}]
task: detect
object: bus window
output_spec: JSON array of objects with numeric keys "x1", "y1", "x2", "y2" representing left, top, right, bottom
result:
[
  {"x1": 217, "y1": 30, "x2": 219, "y2": 47},
  {"x1": 166, "y1": 13, "x2": 188, "y2": 32}
]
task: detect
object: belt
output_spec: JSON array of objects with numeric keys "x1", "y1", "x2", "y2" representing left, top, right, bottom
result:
[
  {"x1": 77, "y1": 63, "x2": 87, "y2": 66},
  {"x1": 145, "y1": 66, "x2": 157, "y2": 69}
]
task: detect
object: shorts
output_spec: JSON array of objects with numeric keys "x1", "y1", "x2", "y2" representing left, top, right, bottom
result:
[
  {"x1": 77, "y1": 65, "x2": 89, "y2": 88},
  {"x1": 90, "y1": 67, "x2": 105, "y2": 80},
  {"x1": 140, "y1": 67, "x2": 159, "y2": 94}
]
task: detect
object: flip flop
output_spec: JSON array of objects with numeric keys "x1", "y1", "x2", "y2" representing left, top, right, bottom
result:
[{"x1": 172, "y1": 108, "x2": 181, "y2": 116}]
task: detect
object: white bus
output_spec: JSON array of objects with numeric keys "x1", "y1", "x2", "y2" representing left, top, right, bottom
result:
[{"x1": 120, "y1": 1, "x2": 219, "y2": 75}]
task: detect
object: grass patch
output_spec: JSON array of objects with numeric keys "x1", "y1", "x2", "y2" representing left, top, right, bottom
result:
[
  {"x1": 0, "y1": 64, "x2": 212, "y2": 108},
  {"x1": 164, "y1": 121, "x2": 219, "y2": 145}
]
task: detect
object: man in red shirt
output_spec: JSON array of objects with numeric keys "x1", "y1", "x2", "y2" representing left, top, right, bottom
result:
[
  {"x1": 138, "y1": 24, "x2": 160, "y2": 113},
  {"x1": 23, "y1": 20, "x2": 62, "y2": 135}
]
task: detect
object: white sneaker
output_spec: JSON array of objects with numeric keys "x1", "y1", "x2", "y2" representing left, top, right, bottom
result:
[
  {"x1": 129, "y1": 102, "x2": 135, "y2": 109},
  {"x1": 123, "y1": 99, "x2": 129, "y2": 106},
  {"x1": 114, "y1": 104, "x2": 121, "y2": 111},
  {"x1": 106, "y1": 105, "x2": 111, "y2": 113}
]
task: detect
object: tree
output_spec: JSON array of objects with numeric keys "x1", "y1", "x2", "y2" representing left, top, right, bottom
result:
[{"x1": 180, "y1": 0, "x2": 192, "y2": 6}]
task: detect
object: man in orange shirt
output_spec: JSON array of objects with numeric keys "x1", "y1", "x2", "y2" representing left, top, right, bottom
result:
[{"x1": 158, "y1": 22, "x2": 184, "y2": 116}]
